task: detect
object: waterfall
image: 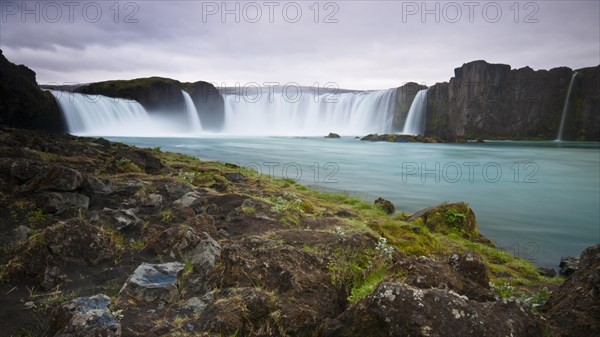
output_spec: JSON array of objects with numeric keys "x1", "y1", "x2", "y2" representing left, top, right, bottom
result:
[
  {"x1": 402, "y1": 89, "x2": 429, "y2": 136},
  {"x1": 221, "y1": 87, "x2": 398, "y2": 136},
  {"x1": 50, "y1": 90, "x2": 153, "y2": 136},
  {"x1": 556, "y1": 73, "x2": 577, "y2": 141},
  {"x1": 181, "y1": 90, "x2": 202, "y2": 132}
]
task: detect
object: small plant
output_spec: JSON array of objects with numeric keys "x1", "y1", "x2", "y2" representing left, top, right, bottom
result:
[
  {"x1": 241, "y1": 206, "x2": 256, "y2": 214},
  {"x1": 490, "y1": 281, "x2": 516, "y2": 298},
  {"x1": 177, "y1": 170, "x2": 197, "y2": 184},
  {"x1": 445, "y1": 208, "x2": 466, "y2": 228},
  {"x1": 26, "y1": 208, "x2": 46, "y2": 227},
  {"x1": 115, "y1": 157, "x2": 141, "y2": 173},
  {"x1": 521, "y1": 287, "x2": 551, "y2": 308},
  {"x1": 375, "y1": 237, "x2": 394, "y2": 259},
  {"x1": 160, "y1": 209, "x2": 173, "y2": 223},
  {"x1": 333, "y1": 226, "x2": 345, "y2": 235}
]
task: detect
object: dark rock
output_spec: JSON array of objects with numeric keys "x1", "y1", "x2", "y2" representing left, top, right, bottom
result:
[
  {"x1": 543, "y1": 244, "x2": 600, "y2": 336},
  {"x1": 210, "y1": 181, "x2": 227, "y2": 192},
  {"x1": 172, "y1": 191, "x2": 204, "y2": 209},
  {"x1": 81, "y1": 175, "x2": 112, "y2": 196},
  {"x1": 335, "y1": 209, "x2": 355, "y2": 218},
  {"x1": 10, "y1": 160, "x2": 84, "y2": 192},
  {"x1": 182, "y1": 291, "x2": 214, "y2": 315},
  {"x1": 41, "y1": 266, "x2": 67, "y2": 290},
  {"x1": 225, "y1": 172, "x2": 246, "y2": 183},
  {"x1": 90, "y1": 208, "x2": 141, "y2": 232},
  {"x1": 374, "y1": 197, "x2": 395, "y2": 214},
  {"x1": 325, "y1": 132, "x2": 341, "y2": 138},
  {"x1": 119, "y1": 262, "x2": 184, "y2": 304},
  {"x1": 51, "y1": 294, "x2": 121, "y2": 337},
  {"x1": 392, "y1": 82, "x2": 428, "y2": 130},
  {"x1": 163, "y1": 181, "x2": 193, "y2": 198},
  {"x1": 447, "y1": 251, "x2": 490, "y2": 288},
  {"x1": 36, "y1": 192, "x2": 89, "y2": 213},
  {"x1": 424, "y1": 61, "x2": 600, "y2": 141},
  {"x1": 0, "y1": 50, "x2": 66, "y2": 132},
  {"x1": 537, "y1": 267, "x2": 557, "y2": 278},
  {"x1": 323, "y1": 282, "x2": 545, "y2": 337},
  {"x1": 395, "y1": 255, "x2": 495, "y2": 302},
  {"x1": 0, "y1": 225, "x2": 32, "y2": 247},
  {"x1": 3, "y1": 219, "x2": 116, "y2": 286},
  {"x1": 559, "y1": 256, "x2": 579, "y2": 276}
]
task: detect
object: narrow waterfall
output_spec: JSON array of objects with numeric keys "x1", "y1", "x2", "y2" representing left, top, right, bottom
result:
[
  {"x1": 221, "y1": 87, "x2": 398, "y2": 136},
  {"x1": 181, "y1": 90, "x2": 203, "y2": 132},
  {"x1": 556, "y1": 73, "x2": 577, "y2": 141},
  {"x1": 50, "y1": 90, "x2": 152, "y2": 136},
  {"x1": 402, "y1": 89, "x2": 429, "y2": 136}
]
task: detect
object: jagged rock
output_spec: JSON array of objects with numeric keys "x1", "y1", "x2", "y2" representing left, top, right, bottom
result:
[
  {"x1": 138, "y1": 193, "x2": 163, "y2": 207},
  {"x1": 0, "y1": 225, "x2": 32, "y2": 247},
  {"x1": 90, "y1": 208, "x2": 141, "y2": 232},
  {"x1": 163, "y1": 181, "x2": 193, "y2": 197},
  {"x1": 325, "y1": 132, "x2": 340, "y2": 138},
  {"x1": 323, "y1": 282, "x2": 545, "y2": 337},
  {"x1": 9, "y1": 160, "x2": 83, "y2": 192},
  {"x1": 51, "y1": 294, "x2": 121, "y2": 337},
  {"x1": 182, "y1": 291, "x2": 214, "y2": 314},
  {"x1": 447, "y1": 251, "x2": 490, "y2": 288},
  {"x1": 172, "y1": 191, "x2": 204, "y2": 209},
  {"x1": 559, "y1": 256, "x2": 579, "y2": 276},
  {"x1": 36, "y1": 192, "x2": 89, "y2": 213},
  {"x1": 395, "y1": 255, "x2": 495, "y2": 302},
  {"x1": 81, "y1": 175, "x2": 112, "y2": 195},
  {"x1": 225, "y1": 172, "x2": 246, "y2": 182},
  {"x1": 543, "y1": 244, "x2": 600, "y2": 336},
  {"x1": 374, "y1": 197, "x2": 395, "y2": 214},
  {"x1": 2, "y1": 219, "x2": 116, "y2": 286},
  {"x1": 537, "y1": 267, "x2": 557, "y2": 278},
  {"x1": 119, "y1": 262, "x2": 184, "y2": 303},
  {"x1": 41, "y1": 266, "x2": 67, "y2": 290}
]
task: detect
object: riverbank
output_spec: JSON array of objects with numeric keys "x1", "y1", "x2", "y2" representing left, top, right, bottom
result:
[{"x1": 0, "y1": 126, "x2": 596, "y2": 336}]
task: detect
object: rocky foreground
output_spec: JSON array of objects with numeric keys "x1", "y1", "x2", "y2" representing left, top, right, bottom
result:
[{"x1": 0, "y1": 127, "x2": 597, "y2": 337}]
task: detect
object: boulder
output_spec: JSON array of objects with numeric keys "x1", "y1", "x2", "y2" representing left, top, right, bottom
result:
[
  {"x1": 543, "y1": 244, "x2": 600, "y2": 336},
  {"x1": 13, "y1": 161, "x2": 83, "y2": 192},
  {"x1": 559, "y1": 256, "x2": 579, "y2": 276},
  {"x1": 225, "y1": 172, "x2": 246, "y2": 183},
  {"x1": 447, "y1": 251, "x2": 490, "y2": 288},
  {"x1": 537, "y1": 267, "x2": 557, "y2": 278},
  {"x1": 172, "y1": 191, "x2": 204, "y2": 209},
  {"x1": 323, "y1": 282, "x2": 545, "y2": 337},
  {"x1": 0, "y1": 225, "x2": 32, "y2": 247},
  {"x1": 325, "y1": 132, "x2": 341, "y2": 138},
  {"x1": 90, "y1": 208, "x2": 141, "y2": 232},
  {"x1": 374, "y1": 197, "x2": 395, "y2": 214},
  {"x1": 408, "y1": 202, "x2": 487, "y2": 242},
  {"x1": 36, "y1": 192, "x2": 89, "y2": 213},
  {"x1": 51, "y1": 294, "x2": 121, "y2": 337},
  {"x1": 182, "y1": 291, "x2": 214, "y2": 315},
  {"x1": 119, "y1": 262, "x2": 184, "y2": 303}
]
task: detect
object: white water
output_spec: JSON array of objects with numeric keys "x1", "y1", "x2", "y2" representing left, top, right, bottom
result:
[
  {"x1": 181, "y1": 90, "x2": 202, "y2": 132},
  {"x1": 402, "y1": 89, "x2": 429, "y2": 136},
  {"x1": 556, "y1": 73, "x2": 577, "y2": 141},
  {"x1": 222, "y1": 88, "x2": 398, "y2": 136}
]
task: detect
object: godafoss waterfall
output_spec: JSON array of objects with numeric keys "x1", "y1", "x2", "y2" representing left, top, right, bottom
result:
[{"x1": 47, "y1": 84, "x2": 600, "y2": 268}]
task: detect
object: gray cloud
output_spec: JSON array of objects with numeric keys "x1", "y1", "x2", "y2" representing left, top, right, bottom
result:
[{"x1": 1, "y1": 0, "x2": 598, "y2": 89}]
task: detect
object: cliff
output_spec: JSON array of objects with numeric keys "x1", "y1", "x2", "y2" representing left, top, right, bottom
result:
[
  {"x1": 76, "y1": 77, "x2": 225, "y2": 131},
  {"x1": 423, "y1": 61, "x2": 600, "y2": 141},
  {"x1": 0, "y1": 50, "x2": 66, "y2": 132}
]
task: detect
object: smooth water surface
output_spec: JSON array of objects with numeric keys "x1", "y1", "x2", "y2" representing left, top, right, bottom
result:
[{"x1": 110, "y1": 136, "x2": 600, "y2": 267}]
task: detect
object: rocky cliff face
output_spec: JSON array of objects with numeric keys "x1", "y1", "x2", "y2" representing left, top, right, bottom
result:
[
  {"x1": 423, "y1": 61, "x2": 600, "y2": 141},
  {"x1": 182, "y1": 81, "x2": 225, "y2": 131},
  {"x1": 0, "y1": 50, "x2": 65, "y2": 132},
  {"x1": 392, "y1": 82, "x2": 427, "y2": 131},
  {"x1": 76, "y1": 77, "x2": 225, "y2": 131}
]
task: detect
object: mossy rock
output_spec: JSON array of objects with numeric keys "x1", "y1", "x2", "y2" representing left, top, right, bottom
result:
[{"x1": 407, "y1": 202, "x2": 488, "y2": 242}]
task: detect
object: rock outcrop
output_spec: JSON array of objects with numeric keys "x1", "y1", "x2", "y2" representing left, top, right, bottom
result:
[
  {"x1": 0, "y1": 50, "x2": 65, "y2": 132},
  {"x1": 543, "y1": 244, "x2": 600, "y2": 337},
  {"x1": 424, "y1": 61, "x2": 600, "y2": 141}
]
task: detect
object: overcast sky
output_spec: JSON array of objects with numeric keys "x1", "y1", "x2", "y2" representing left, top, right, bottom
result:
[{"x1": 1, "y1": 0, "x2": 599, "y2": 90}]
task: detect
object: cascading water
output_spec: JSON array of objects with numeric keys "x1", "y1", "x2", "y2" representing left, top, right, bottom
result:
[
  {"x1": 402, "y1": 89, "x2": 429, "y2": 136},
  {"x1": 221, "y1": 87, "x2": 398, "y2": 136},
  {"x1": 556, "y1": 73, "x2": 577, "y2": 141},
  {"x1": 181, "y1": 90, "x2": 202, "y2": 132},
  {"x1": 50, "y1": 90, "x2": 153, "y2": 136}
]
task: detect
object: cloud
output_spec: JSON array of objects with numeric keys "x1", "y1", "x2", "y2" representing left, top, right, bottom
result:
[{"x1": 1, "y1": 0, "x2": 598, "y2": 89}]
